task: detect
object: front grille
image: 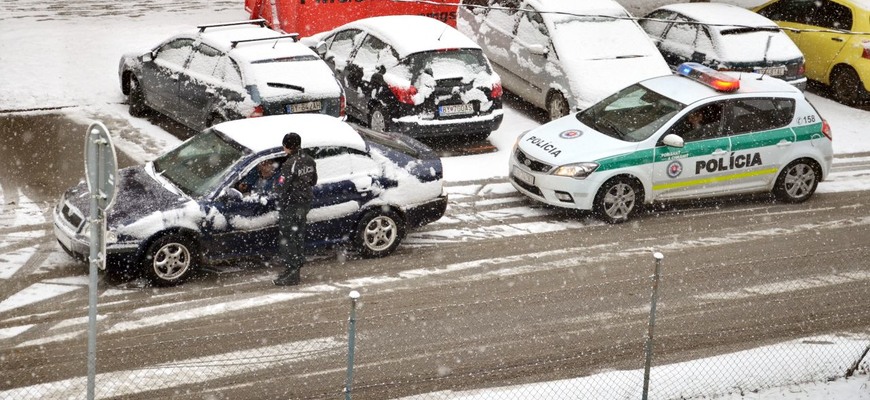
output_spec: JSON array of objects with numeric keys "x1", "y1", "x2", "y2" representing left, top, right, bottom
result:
[
  {"x1": 515, "y1": 149, "x2": 553, "y2": 173},
  {"x1": 61, "y1": 202, "x2": 84, "y2": 230}
]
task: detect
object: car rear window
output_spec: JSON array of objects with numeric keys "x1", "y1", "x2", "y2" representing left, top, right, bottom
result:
[{"x1": 406, "y1": 49, "x2": 490, "y2": 78}]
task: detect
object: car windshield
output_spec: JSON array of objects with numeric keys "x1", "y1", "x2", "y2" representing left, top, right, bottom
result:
[
  {"x1": 152, "y1": 129, "x2": 248, "y2": 197},
  {"x1": 577, "y1": 83, "x2": 685, "y2": 142}
]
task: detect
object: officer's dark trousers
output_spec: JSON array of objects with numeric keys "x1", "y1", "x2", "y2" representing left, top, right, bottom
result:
[{"x1": 278, "y1": 203, "x2": 309, "y2": 275}]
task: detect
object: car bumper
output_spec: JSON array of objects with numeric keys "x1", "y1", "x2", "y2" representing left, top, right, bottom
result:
[
  {"x1": 53, "y1": 204, "x2": 139, "y2": 266},
  {"x1": 788, "y1": 77, "x2": 808, "y2": 91},
  {"x1": 508, "y1": 157, "x2": 603, "y2": 211},
  {"x1": 391, "y1": 112, "x2": 503, "y2": 138},
  {"x1": 405, "y1": 192, "x2": 448, "y2": 228}
]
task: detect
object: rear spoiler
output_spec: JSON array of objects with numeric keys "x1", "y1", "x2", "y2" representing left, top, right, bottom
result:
[{"x1": 198, "y1": 19, "x2": 268, "y2": 33}]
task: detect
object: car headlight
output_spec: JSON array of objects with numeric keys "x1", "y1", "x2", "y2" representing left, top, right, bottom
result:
[{"x1": 552, "y1": 162, "x2": 599, "y2": 179}]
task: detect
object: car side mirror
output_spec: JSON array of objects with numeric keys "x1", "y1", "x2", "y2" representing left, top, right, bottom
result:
[
  {"x1": 315, "y1": 42, "x2": 327, "y2": 57},
  {"x1": 528, "y1": 44, "x2": 548, "y2": 56},
  {"x1": 662, "y1": 134, "x2": 685, "y2": 148},
  {"x1": 144, "y1": 51, "x2": 155, "y2": 62},
  {"x1": 224, "y1": 187, "x2": 243, "y2": 201},
  {"x1": 691, "y1": 51, "x2": 706, "y2": 63}
]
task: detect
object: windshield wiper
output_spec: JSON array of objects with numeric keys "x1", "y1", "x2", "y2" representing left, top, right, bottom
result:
[
  {"x1": 599, "y1": 118, "x2": 625, "y2": 139},
  {"x1": 267, "y1": 82, "x2": 305, "y2": 92}
]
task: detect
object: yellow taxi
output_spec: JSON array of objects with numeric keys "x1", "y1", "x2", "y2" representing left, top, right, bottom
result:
[{"x1": 754, "y1": 0, "x2": 870, "y2": 105}]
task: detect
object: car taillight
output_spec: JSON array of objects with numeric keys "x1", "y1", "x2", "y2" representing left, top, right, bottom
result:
[
  {"x1": 340, "y1": 94, "x2": 346, "y2": 117},
  {"x1": 822, "y1": 119, "x2": 832, "y2": 141},
  {"x1": 249, "y1": 105, "x2": 264, "y2": 118},
  {"x1": 862, "y1": 40, "x2": 870, "y2": 59},
  {"x1": 491, "y1": 82, "x2": 503, "y2": 99},
  {"x1": 389, "y1": 84, "x2": 417, "y2": 105},
  {"x1": 797, "y1": 62, "x2": 806, "y2": 76}
]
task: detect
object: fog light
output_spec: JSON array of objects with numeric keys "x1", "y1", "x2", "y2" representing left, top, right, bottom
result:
[{"x1": 555, "y1": 191, "x2": 573, "y2": 202}]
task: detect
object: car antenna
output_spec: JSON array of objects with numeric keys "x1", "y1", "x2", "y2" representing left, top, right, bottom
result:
[
  {"x1": 438, "y1": 24, "x2": 447, "y2": 41},
  {"x1": 759, "y1": 35, "x2": 772, "y2": 81}
]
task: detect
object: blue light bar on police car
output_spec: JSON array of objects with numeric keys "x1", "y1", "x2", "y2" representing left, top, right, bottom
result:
[{"x1": 677, "y1": 62, "x2": 740, "y2": 92}]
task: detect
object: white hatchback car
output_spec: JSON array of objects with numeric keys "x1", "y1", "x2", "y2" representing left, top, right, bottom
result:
[
  {"x1": 457, "y1": 0, "x2": 671, "y2": 120},
  {"x1": 509, "y1": 63, "x2": 833, "y2": 223}
]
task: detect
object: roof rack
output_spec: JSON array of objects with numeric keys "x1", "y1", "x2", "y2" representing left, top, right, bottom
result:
[
  {"x1": 198, "y1": 19, "x2": 267, "y2": 33},
  {"x1": 230, "y1": 34, "x2": 300, "y2": 48}
]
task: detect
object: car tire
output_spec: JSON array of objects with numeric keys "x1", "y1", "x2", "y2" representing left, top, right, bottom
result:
[
  {"x1": 142, "y1": 234, "x2": 198, "y2": 286},
  {"x1": 369, "y1": 106, "x2": 390, "y2": 133},
  {"x1": 547, "y1": 92, "x2": 569, "y2": 121},
  {"x1": 831, "y1": 67, "x2": 862, "y2": 106},
  {"x1": 128, "y1": 75, "x2": 149, "y2": 118},
  {"x1": 355, "y1": 208, "x2": 405, "y2": 258},
  {"x1": 773, "y1": 158, "x2": 820, "y2": 203},
  {"x1": 593, "y1": 177, "x2": 642, "y2": 224}
]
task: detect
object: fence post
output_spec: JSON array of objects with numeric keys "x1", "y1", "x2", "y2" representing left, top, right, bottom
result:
[
  {"x1": 345, "y1": 290, "x2": 360, "y2": 400},
  {"x1": 642, "y1": 252, "x2": 664, "y2": 400}
]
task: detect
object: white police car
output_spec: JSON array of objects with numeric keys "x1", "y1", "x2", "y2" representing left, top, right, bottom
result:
[{"x1": 510, "y1": 62, "x2": 833, "y2": 223}]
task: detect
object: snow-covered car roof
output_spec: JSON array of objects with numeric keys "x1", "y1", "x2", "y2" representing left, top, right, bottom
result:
[
  {"x1": 524, "y1": 0, "x2": 630, "y2": 19},
  {"x1": 337, "y1": 15, "x2": 482, "y2": 58},
  {"x1": 652, "y1": 3, "x2": 803, "y2": 63},
  {"x1": 658, "y1": 3, "x2": 779, "y2": 30},
  {"x1": 641, "y1": 70, "x2": 802, "y2": 106},
  {"x1": 213, "y1": 114, "x2": 367, "y2": 153}
]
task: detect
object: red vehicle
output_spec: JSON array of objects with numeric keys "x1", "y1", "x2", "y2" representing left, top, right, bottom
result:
[{"x1": 246, "y1": 0, "x2": 458, "y2": 37}]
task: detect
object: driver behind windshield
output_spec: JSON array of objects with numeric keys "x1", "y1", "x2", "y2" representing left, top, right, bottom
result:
[{"x1": 237, "y1": 159, "x2": 280, "y2": 194}]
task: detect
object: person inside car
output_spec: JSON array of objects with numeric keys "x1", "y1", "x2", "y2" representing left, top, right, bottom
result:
[{"x1": 237, "y1": 159, "x2": 280, "y2": 194}]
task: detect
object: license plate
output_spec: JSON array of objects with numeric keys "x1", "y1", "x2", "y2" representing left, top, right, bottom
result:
[
  {"x1": 288, "y1": 100, "x2": 322, "y2": 113},
  {"x1": 754, "y1": 66, "x2": 787, "y2": 76},
  {"x1": 512, "y1": 166, "x2": 535, "y2": 186},
  {"x1": 439, "y1": 103, "x2": 474, "y2": 117}
]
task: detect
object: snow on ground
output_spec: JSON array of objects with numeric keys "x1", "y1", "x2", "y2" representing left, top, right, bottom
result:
[{"x1": 1, "y1": 1, "x2": 869, "y2": 398}]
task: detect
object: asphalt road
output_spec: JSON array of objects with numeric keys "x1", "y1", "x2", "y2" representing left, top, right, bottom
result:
[{"x1": 0, "y1": 111, "x2": 868, "y2": 398}]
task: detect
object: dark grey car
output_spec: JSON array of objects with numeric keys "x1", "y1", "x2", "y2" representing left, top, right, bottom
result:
[{"x1": 119, "y1": 20, "x2": 345, "y2": 131}]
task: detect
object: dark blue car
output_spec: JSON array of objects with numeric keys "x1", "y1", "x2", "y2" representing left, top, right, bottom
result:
[{"x1": 53, "y1": 114, "x2": 447, "y2": 285}]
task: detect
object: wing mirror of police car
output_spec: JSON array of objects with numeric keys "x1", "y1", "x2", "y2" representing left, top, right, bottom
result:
[
  {"x1": 528, "y1": 44, "x2": 548, "y2": 56},
  {"x1": 662, "y1": 134, "x2": 685, "y2": 148}
]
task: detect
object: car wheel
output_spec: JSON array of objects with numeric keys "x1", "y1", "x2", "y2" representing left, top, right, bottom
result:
[
  {"x1": 831, "y1": 67, "x2": 862, "y2": 106},
  {"x1": 355, "y1": 209, "x2": 405, "y2": 258},
  {"x1": 142, "y1": 234, "x2": 198, "y2": 286},
  {"x1": 128, "y1": 75, "x2": 149, "y2": 118},
  {"x1": 547, "y1": 92, "x2": 569, "y2": 121},
  {"x1": 369, "y1": 106, "x2": 390, "y2": 132},
  {"x1": 773, "y1": 159, "x2": 820, "y2": 203},
  {"x1": 593, "y1": 177, "x2": 642, "y2": 224}
]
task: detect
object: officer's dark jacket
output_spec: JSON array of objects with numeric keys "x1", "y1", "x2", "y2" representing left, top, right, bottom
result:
[{"x1": 274, "y1": 151, "x2": 318, "y2": 207}]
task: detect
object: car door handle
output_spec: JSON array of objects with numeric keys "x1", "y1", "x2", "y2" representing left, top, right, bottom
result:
[
  {"x1": 831, "y1": 37, "x2": 845, "y2": 42},
  {"x1": 777, "y1": 140, "x2": 793, "y2": 147},
  {"x1": 205, "y1": 88, "x2": 215, "y2": 95},
  {"x1": 712, "y1": 149, "x2": 728, "y2": 156}
]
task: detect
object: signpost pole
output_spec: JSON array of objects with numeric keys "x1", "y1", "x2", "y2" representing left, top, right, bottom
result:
[{"x1": 84, "y1": 122, "x2": 118, "y2": 400}]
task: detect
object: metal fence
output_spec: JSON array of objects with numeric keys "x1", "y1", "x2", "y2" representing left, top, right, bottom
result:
[{"x1": 2, "y1": 247, "x2": 869, "y2": 399}]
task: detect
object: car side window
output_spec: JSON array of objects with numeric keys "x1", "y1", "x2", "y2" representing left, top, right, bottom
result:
[
  {"x1": 187, "y1": 44, "x2": 222, "y2": 80},
  {"x1": 695, "y1": 26, "x2": 716, "y2": 61},
  {"x1": 807, "y1": 0, "x2": 853, "y2": 31},
  {"x1": 669, "y1": 102, "x2": 725, "y2": 142},
  {"x1": 726, "y1": 98, "x2": 796, "y2": 135},
  {"x1": 215, "y1": 55, "x2": 243, "y2": 87},
  {"x1": 462, "y1": 0, "x2": 489, "y2": 15},
  {"x1": 353, "y1": 35, "x2": 398, "y2": 79},
  {"x1": 327, "y1": 29, "x2": 363, "y2": 63},
  {"x1": 486, "y1": 0, "x2": 522, "y2": 33},
  {"x1": 515, "y1": 6, "x2": 549, "y2": 49},
  {"x1": 308, "y1": 146, "x2": 360, "y2": 184},
  {"x1": 756, "y1": 0, "x2": 817, "y2": 25},
  {"x1": 154, "y1": 38, "x2": 195, "y2": 68},
  {"x1": 640, "y1": 10, "x2": 676, "y2": 39},
  {"x1": 661, "y1": 15, "x2": 697, "y2": 48}
]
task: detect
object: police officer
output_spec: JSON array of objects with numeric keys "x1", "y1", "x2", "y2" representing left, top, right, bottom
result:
[{"x1": 272, "y1": 132, "x2": 318, "y2": 286}]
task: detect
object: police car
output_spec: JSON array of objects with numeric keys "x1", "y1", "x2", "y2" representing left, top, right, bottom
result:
[{"x1": 509, "y1": 62, "x2": 833, "y2": 223}]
